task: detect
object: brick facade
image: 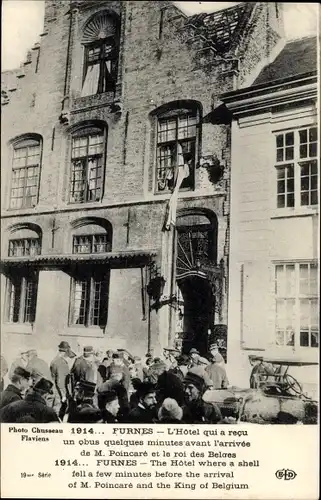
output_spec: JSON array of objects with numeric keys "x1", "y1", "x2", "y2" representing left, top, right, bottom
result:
[{"x1": 1, "y1": 1, "x2": 283, "y2": 364}]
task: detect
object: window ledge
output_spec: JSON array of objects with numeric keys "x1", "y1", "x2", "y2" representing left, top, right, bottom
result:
[
  {"x1": 72, "y1": 92, "x2": 115, "y2": 112},
  {"x1": 2, "y1": 323, "x2": 34, "y2": 335},
  {"x1": 63, "y1": 327, "x2": 105, "y2": 338},
  {"x1": 271, "y1": 207, "x2": 319, "y2": 219},
  {"x1": 147, "y1": 188, "x2": 226, "y2": 202}
]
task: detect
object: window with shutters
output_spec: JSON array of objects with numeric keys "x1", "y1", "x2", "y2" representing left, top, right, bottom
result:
[
  {"x1": 70, "y1": 125, "x2": 107, "y2": 203},
  {"x1": 275, "y1": 126, "x2": 318, "y2": 209},
  {"x1": 9, "y1": 136, "x2": 42, "y2": 209},
  {"x1": 154, "y1": 103, "x2": 201, "y2": 193},
  {"x1": 6, "y1": 270, "x2": 38, "y2": 324},
  {"x1": 81, "y1": 11, "x2": 119, "y2": 97},
  {"x1": 275, "y1": 262, "x2": 318, "y2": 348}
]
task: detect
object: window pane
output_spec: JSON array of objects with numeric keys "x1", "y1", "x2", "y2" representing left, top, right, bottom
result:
[
  {"x1": 301, "y1": 176, "x2": 309, "y2": 191},
  {"x1": 277, "y1": 168, "x2": 285, "y2": 179},
  {"x1": 276, "y1": 135, "x2": 284, "y2": 148},
  {"x1": 276, "y1": 149, "x2": 284, "y2": 162},
  {"x1": 311, "y1": 191, "x2": 318, "y2": 205},
  {"x1": 276, "y1": 330, "x2": 284, "y2": 346},
  {"x1": 285, "y1": 132, "x2": 294, "y2": 146},
  {"x1": 285, "y1": 265, "x2": 295, "y2": 295},
  {"x1": 277, "y1": 180, "x2": 285, "y2": 193},
  {"x1": 24, "y1": 276, "x2": 38, "y2": 323},
  {"x1": 299, "y1": 129, "x2": 307, "y2": 144},
  {"x1": 277, "y1": 194, "x2": 285, "y2": 208},
  {"x1": 300, "y1": 331, "x2": 309, "y2": 347},
  {"x1": 309, "y1": 143, "x2": 317, "y2": 157},
  {"x1": 158, "y1": 119, "x2": 176, "y2": 143},
  {"x1": 287, "y1": 193, "x2": 294, "y2": 207},
  {"x1": 275, "y1": 265, "x2": 284, "y2": 295},
  {"x1": 300, "y1": 145, "x2": 308, "y2": 158},
  {"x1": 72, "y1": 280, "x2": 88, "y2": 325},
  {"x1": 301, "y1": 192, "x2": 309, "y2": 206},
  {"x1": 311, "y1": 330, "x2": 319, "y2": 348}
]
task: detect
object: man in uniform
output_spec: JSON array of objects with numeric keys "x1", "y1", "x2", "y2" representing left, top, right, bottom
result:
[
  {"x1": 50, "y1": 341, "x2": 75, "y2": 419},
  {"x1": 67, "y1": 380, "x2": 100, "y2": 423},
  {"x1": 0, "y1": 367, "x2": 31, "y2": 410}
]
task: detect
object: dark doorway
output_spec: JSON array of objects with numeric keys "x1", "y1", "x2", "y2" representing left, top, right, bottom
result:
[{"x1": 178, "y1": 275, "x2": 214, "y2": 356}]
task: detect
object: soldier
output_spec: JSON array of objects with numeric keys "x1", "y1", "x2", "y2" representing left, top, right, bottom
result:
[
  {"x1": 67, "y1": 380, "x2": 99, "y2": 423},
  {"x1": 0, "y1": 378, "x2": 59, "y2": 423},
  {"x1": 0, "y1": 367, "x2": 31, "y2": 410},
  {"x1": 50, "y1": 341, "x2": 75, "y2": 419}
]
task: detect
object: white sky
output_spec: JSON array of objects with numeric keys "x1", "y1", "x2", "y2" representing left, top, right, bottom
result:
[{"x1": 1, "y1": 1, "x2": 319, "y2": 71}]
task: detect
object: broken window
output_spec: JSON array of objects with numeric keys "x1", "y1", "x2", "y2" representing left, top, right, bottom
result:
[
  {"x1": 81, "y1": 12, "x2": 119, "y2": 97},
  {"x1": 73, "y1": 234, "x2": 111, "y2": 254},
  {"x1": 156, "y1": 107, "x2": 200, "y2": 192},
  {"x1": 70, "y1": 126, "x2": 106, "y2": 203}
]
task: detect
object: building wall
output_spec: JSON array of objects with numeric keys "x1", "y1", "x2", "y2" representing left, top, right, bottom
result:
[
  {"x1": 227, "y1": 100, "x2": 319, "y2": 395},
  {"x1": 1, "y1": 1, "x2": 284, "y2": 365}
]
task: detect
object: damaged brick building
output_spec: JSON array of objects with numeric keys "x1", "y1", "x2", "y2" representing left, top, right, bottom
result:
[{"x1": 1, "y1": 1, "x2": 284, "y2": 363}]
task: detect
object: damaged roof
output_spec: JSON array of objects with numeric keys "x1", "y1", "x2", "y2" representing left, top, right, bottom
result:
[
  {"x1": 254, "y1": 36, "x2": 317, "y2": 86},
  {"x1": 185, "y1": 2, "x2": 255, "y2": 53}
]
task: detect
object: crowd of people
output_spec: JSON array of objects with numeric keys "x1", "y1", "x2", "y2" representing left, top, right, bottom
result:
[{"x1": 0, "y1": 342, "x2": 229, "y2": 424}]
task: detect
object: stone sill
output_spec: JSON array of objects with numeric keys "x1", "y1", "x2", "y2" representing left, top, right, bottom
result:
[
  {"x1": 2, "y1": 323, "x2": 34, "y2": 335},
  {"x1": 72, "y1": 91, "x2": 115, "y2": 112},
  {"x1": 61, "y1": 328, "x2": 105, "y2": 338},
  {"x1": 271, "y1": 207, "x2": 318, "y2": 219}
]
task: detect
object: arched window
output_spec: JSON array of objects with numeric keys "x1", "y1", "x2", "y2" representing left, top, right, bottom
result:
[
  {"x1": 8, "y1": 224, "x2": 42, "y2": 257},
  {"x1": 153, "y1": 101, "x2": 201, "y2": 193},
  {"x1": 9, "y1": 135, "x2": 42, "y2": 209},
  {"x1": 69, "y1": 218, "x2": 112, "y2": 328},
  {"x1": 71, "y1": 217, "x2": 112, "y2": 254},
  {"x1": 69, "y1": 123, "x2": 107, "y2": 203},
  {"x1": 5, "y1": 224, "x2": 42, "y2": 324},
  {"x1": 81, "y1": 11, "x2": 120, "y2": 97},
  {"x1": 176, "y1": 210, "x2": 218, "y2": 279}
]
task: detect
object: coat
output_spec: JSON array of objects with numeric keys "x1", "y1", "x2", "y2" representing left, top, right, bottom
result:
[
  {"x1": 50, "y1": 355, "x2": 70, "y2": 400},
  {"x1": 71, "y1": 356, "x2": 98, "y2": 384},
  {"x1": 26, "y1": 356, "x2": 52, "y2": 382},
  {"x1": 128, "y1": 404, "x2": 157, "y2": 424},
  {"x1": 0, "y1": 391, "x2": 59, "y2": 423},
  {"x1": 205, "y1": 363, "x2": 229, "y2": 389},
  {"x1": 183, "y1": 399, "x2": 222, "y2": 424},
  {"x1": 105, "y1": 363, "x2": 131, "y2": 392},
  {"x1": 156, "y1": 370, "x2": 185, "y2": 406},
  {"x1": 0, "y1": 384, "x2": 23, "y2": 410},
  {"x1": 102, "y1": 409, "x2": 118, "y2": 423}
]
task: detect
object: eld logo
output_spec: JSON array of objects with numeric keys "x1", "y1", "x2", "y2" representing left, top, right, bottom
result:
[{"x1": 275, "y1": 469, "x2": 297, "y2": 480}]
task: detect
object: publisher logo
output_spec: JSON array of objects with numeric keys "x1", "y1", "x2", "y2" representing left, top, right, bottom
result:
[{"x1": 275, "y1": 469, "x2": 297, "y2": 480}]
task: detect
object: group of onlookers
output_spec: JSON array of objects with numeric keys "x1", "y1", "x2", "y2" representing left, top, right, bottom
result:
[{"x1": 0, "y1": 342, "x2": 229, "y2": 424}]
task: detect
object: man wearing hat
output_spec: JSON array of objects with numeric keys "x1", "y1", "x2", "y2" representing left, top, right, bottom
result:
[
  {"x1": 206, "y1": 343, "x2": 229, "y2": 389},
  {"x1": 104, "y1": 353, "x2": 130, "y2": 392},
  {"x1": 50, "y1": 341, "x2": 75, "y2": 418},
  {"x1": 128, "y1": 381, "x2": 158, "y2": 423},
  {"x1": 0, "y1": 378, "x2": 59, "y2": 423},
  {"x1": 183, "y1": 371, "x2": 222, "y2": 424},
  {"x1": 67, "y1": 380, "x2": 98, "y2": 423},
  {"x1": 189, "y1": 348, "x2": 201, "y2": 368},
  {"x1": 71, "y1": 346, "x2": 98, "y2": 384},
  {"x1": 0, "y1": 367, "x2": 31, "y2": 410},
  {"x1": 98, "y1": 389, "x2": 120, "y2": 423}
]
